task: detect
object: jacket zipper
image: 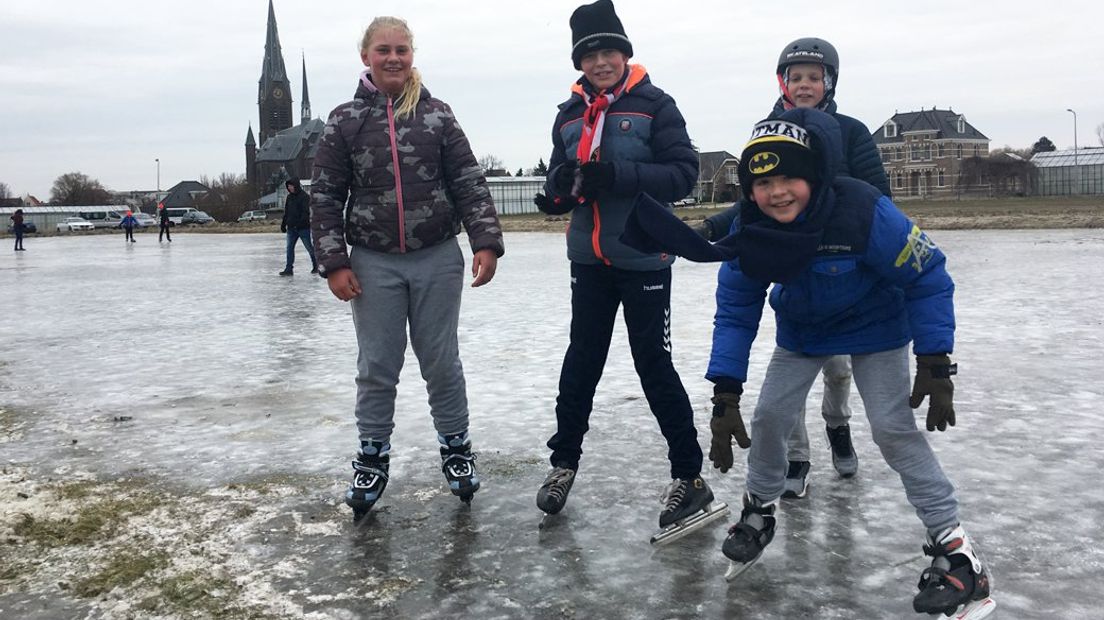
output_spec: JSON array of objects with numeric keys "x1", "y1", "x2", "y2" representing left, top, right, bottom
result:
[
  {"x1": 590, "y1": 202, "x2": 610, "y2": 265},
  {"x1": 386, "y1": 96, "x2": 407, "y2": 253}
]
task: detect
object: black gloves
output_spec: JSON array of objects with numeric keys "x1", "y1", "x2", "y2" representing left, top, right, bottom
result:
[
  {"x1": 709, "y1": 378, "x2": 749, "y2": 473},
  {"x1": 552, "y1": 160, "x2": 579, "y2": 195},
  {"x1": 534, "y1": 193, "x2": 573, "y2": 216},
  {"x1": 909, "y1": 354, "x2": 957, "y2": 431},
  {"x1": 579, "y1": 161, "x2": 615, "y2": 197},
  {"x1": 280, "y1": 223, "x2": 288, "y2": 233},
  {"x1": 691, "y1": 219, "x2": 714, "y2": 241}
]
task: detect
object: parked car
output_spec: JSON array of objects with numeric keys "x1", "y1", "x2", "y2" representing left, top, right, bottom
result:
[
  {"x1": 56, "y1": 217, "x2": 95, "y2": 232},
  {"x1": 673, "y1": 197, "x2": 698, "y2": 207},
  {"x1": 181, "y1": 210, "x2": 215, "y2": 225},
  {"x1": 237, "y1": 210, "x2": 268, "y2": 222},
  {"x1": 133, "y1": 213, "x2": 157, "y2": 228},
  {"x1": 7, "y1": 222, "x2": 37, "y2": 234}
]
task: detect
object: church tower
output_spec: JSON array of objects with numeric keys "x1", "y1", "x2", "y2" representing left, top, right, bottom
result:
[
  {"x1": 245, "y1": 124, "x2": 257, "y2": 189},
  {"x1": 301, "y1": 52, "x2": 312, "y2": 124},
  {"x1": 257, "y1": 0, "x2": 293, "y2": 145}
]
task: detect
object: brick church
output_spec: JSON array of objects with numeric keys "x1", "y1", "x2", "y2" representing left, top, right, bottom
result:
[{"x1": 245, "y1": 0, "x2": 324, "y2": 196}]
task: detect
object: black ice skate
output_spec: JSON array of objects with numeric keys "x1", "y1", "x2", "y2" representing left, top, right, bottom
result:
[
  {"x1": 439, "y1": 432, "x2": 480, "y2": 504},
  {"x1": 346, "y1": 440, "x2": 390, "y2": 522},
  {"x1": 781, "y1": 460, "x2": 810, "y2": 499},
  {"x1": 826, "y1": 423, "x2": 858, "y2": 478},
  {"x1": 650, "y1": 476, "x2": 729, "y2": 546},
  {"x1": 913, "y1": 525, "x2": 996, "y2": 619},
  {"x1": 722, "y1": 492, "x2": 778, "y2": 581},
  {"x1": 536, "y1": 463, "x2": 576, "y2": 518}
]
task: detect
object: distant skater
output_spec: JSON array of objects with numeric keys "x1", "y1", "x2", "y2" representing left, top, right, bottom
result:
[
  {"x1": 119, "y1": 211, "x2": 138, "y2": 243},
  {"x1": 158, "y1": 204, "x2": 172, "y2": 242},
  {"x1": 10, "y1": 208, "x2": 26, "y2": 251}
]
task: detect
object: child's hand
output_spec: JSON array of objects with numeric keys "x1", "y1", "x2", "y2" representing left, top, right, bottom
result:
[
  {"x1": 326, "y1": 268, "x2": 362, "y2": 302},
  {"x1": 579, "y1": 161, "x2": 615, "y2": 196},
  {"x1": 909, "y1": 354, "x2": 956, "y2": 431},
  {"x1": 471, "y1": 249, "x2": 497, "y2": 287}
]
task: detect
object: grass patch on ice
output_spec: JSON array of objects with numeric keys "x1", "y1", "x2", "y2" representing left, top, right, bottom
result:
[
  {"x1": 137, "y1": 570, "x2": 251, "y2": 617},
  {"x1": 72, "y1": 548, "x2": 170, "y2": 598},
  {"x1": 13, "y1": 491, "x2": 160, "y2": 547},
  {"x1": 477, "y1": 452, "x2": 545, "y2": 478}
]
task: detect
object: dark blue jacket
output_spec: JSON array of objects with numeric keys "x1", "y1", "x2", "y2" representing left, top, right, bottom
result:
[
  {"x1": 543, "y1": 66, "x2": 698, "y2": 271},
  {"x1": 703, "y1": 99, "x2": 889, "y2": 241},
  {"x1": 706, "y1": 108, "x2": 954, "y2": 383}
]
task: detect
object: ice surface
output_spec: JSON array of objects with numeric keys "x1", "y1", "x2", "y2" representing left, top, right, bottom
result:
[{"x1": 2, "y1": 230, "x2": 1103, "y2": 617}]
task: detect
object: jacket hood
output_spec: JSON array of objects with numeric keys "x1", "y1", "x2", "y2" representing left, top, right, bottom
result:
[
  {"x1": 285, "y1": 177, "x2": 303, "y2": 192},
  {"x1": 354, "y1": 70, "x2": 431, "y2": 102}
]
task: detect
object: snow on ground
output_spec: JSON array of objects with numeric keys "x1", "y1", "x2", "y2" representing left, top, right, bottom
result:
[{"x1": 2, "y1": 230, "x2": 1103, "y2": 618}]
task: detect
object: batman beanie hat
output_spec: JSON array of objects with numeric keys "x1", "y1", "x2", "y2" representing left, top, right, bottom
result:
[
  {"x1": 570, "y1": 0, "x2": 633, "y2": 70},
  {"x1": 737, "y1": 118, "x2": 818, "y2": 200}
]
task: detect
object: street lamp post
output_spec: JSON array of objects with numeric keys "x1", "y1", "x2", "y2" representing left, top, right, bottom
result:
[
  {"x1": 1067, "y1": 109, "x2": 1078, "y2": 194},
  {"x1": 155, "y1": 158, "x2": 161, "y2": 203}
]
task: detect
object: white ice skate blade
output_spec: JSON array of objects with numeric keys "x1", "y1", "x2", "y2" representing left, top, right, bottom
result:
[
  {"x1": 952, "y1": 597, "x2": 996, "y2": 620},
  {"x1": 724, "y1": 553, "x2": 762, "y2": 582},
  {"x1": 649, "y1": 502, "x2": 729, "y2": 546}
]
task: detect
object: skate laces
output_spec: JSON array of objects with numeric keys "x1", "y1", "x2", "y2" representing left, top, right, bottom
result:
[
  {"x1": 542, "y1": 467, "x2": 575, "y2": 501},
  {"x1": 662, "y1": 479, "x2": 688, "y2": 511}
]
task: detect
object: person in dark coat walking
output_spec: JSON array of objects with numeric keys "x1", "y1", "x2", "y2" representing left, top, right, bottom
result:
[{"x1": 279, "y1": 177, "x2": 317, "y2": 275}]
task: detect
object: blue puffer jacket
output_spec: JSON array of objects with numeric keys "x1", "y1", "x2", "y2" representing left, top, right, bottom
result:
[
  {"x1": 703, "y1": 99, "x2": 889, "y2": 241},
  {"x1": 706, "y1": 108, "x2": 954, "y2": 383},
  {"x1": 544, "y1": 65, "x2": 698, "y2": 271}
]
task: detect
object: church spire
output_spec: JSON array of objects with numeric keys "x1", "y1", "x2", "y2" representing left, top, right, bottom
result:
[
  {"x1": 257, "y1": 0, "x2": 292, "y2": 145},
  {"x1": 301, "y1": 51, "x2": 311, "y2": 124}
]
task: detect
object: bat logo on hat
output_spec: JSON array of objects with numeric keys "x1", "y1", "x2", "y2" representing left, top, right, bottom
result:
[{"x1": 749, "y1": 152, "x2": 781, "y2": 174}]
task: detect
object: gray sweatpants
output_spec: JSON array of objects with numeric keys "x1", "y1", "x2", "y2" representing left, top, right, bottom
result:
[
  {"x1": 349, "y1": 238, "x2": 469, "y2": 444},
  {"x1": 747, "y1": 345, "x2": 958, "y2": 532},
  {"x1": 786, "y1": 355, "x2": 853, "y2": 461}
]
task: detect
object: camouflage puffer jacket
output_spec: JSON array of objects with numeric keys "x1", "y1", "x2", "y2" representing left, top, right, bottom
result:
[{"x1": 310, "y1": 72, "x2": 504, "y2": 274}]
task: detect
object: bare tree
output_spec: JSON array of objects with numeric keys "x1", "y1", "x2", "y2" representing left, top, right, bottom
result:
[
  {"x1": 1097, "y1": 123, "x2": 1104, "y2": 147},
  {"x1": 477, "y1": 154, "x2": 504, "y2": 174},
  {"x1": 49, "y1": 172, "x2": 112, "y2": 205},
  {"x1": 197, "y1": 172, "x2": 256, "y2": 221},
  {"x1": 0, "y1": 181, "x2": 10, "y2": 199}
]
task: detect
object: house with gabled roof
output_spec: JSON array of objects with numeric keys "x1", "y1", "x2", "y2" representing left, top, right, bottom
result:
[
  {"x1": 697, "y1": 150, "x2": 740, "y2": 203},
  {"x1": 873, "y1": 108, "x2": 990, "y2": 198}
]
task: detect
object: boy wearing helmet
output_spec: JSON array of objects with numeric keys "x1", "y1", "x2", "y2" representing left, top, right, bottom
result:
[{"x1": 703, "y1": 37, "x2": 892, "y2": 499}]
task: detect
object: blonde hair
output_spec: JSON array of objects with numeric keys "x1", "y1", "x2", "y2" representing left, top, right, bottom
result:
[{"x1": 361, "y1": 16, "x2": 422, "y2": 120}]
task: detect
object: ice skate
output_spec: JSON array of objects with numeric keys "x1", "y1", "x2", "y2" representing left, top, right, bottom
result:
[
  {"x1": 781, "y1": 460, "x2": 810, "y2": 499},
  {"x1": 722, "y1": 492, "x2": 778, "y2": 581},
  {"x1": 536, "y1": 463, "x2": 576, "y2": 518},
  {"x1": 346, "y1": 440, "x2": 390, "y2": 522},
  {"x1": 913, "y1": 525, "x2": 996, "y2": 619},
  {"x1": 826, "y1": 424, "x2": 858, "y2": 478},
  {"x1": 440, "y1": 432, "x2": 480, "y2": 504},
  {"x1": 650, "y1": 476, "x2": 729, "y2": 546}
]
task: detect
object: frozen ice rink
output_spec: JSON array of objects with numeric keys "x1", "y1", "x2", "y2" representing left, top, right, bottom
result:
[{"x1": 2, "y1": 229, "x2": 1103, "y2": 618}]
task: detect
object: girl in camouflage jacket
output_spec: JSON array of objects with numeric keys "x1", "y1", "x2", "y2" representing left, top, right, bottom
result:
[{"x1": 310, "y1": 16, "x2": 504, "y2": 519}]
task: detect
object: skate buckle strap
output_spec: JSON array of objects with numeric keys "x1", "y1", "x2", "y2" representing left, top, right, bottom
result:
[
  {"x1": 918, "y1": 566, "x2": 966, "y2": 592},
  {"x1": 351, "y1": 460, "x2": 388, "y2": 478}
]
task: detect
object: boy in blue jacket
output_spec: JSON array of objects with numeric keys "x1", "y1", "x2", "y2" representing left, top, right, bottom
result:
[
  {"x1": 533, "y1": 0, "x2": 726, "y2": 541},
  {"x1": 705, "y1": 37, "x2": 890, "y2": 496},
  {"x1": 706, "y1": 109, "x2": 993, "y2": 618}
]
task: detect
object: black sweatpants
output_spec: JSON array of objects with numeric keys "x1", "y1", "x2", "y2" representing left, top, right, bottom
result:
[
  {"x1": 547, "y1": 262, "x2": 702, "y2": 479},
  {"x1": 159, "y1": 223, "x2": 171, "y2": 242}
]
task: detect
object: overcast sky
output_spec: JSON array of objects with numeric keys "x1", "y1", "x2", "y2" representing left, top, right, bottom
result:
[{"x1": 1, "y1": 0, "x2": 1101, "y2": 199}]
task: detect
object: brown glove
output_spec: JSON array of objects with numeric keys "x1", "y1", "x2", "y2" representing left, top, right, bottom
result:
[
  {"x1": 709, "y1": 380, "x2": 750, "y2": 473},
  {"x1": 909, "y1": 354, "x2": 957, "y2": 431}
]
